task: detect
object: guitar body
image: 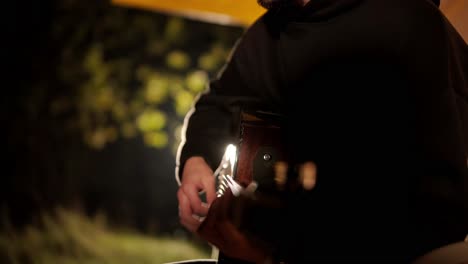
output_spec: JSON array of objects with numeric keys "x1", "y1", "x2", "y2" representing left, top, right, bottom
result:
[
  {"x1": 235, "y1": 110, "x2": 288, "y2": 190},
  {"x1": 198, "y1": 109, "x2": 289, "y2": 264},
  {"x1": 168, "y1": 109, "x2": 468, "y2": 264}
]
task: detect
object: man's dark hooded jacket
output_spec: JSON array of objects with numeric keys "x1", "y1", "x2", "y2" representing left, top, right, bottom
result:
[{"x1": 176, "y1": 0, "x2": 468, "y2": 261}]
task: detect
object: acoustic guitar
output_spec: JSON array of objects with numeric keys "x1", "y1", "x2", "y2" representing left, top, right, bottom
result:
[
  {"x1": 167, "y1": 109, "x2": 468, "y2": 264},
  {"x1": 196, "y1": 109, "x2": 289, "y2": 264}
]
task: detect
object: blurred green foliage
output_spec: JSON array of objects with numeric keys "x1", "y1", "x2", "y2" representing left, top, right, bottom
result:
[
  {"x1": 45, "y1": 0, "x2": 244, "y2": 152},
  {"x1": 3, "y1": 2, "x2": 244, "y2": 261},
  {"x1": 0, "y1": 208, "x2": 211, "y2": 264}
]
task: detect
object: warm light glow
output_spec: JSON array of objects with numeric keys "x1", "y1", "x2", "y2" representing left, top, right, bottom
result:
[
  {"x1": 111, "y1": 0, "x2": 265, "y2": 26},
  {"x1": 225, "y1": 144, "x2": 237, "y2": 169},
  {"x1": 440, "y1": 0, "x2": 468, "y2": 43},
  {"x1": 215, "y1": 144, "x2": 240, "y2": 197},
  {"x1": 299, "y1": 162, "x2": 317, "y2": 191},
  {"x1": 274, "y1": 161, "x2": 288, "y2": 189},
  {"x1": 111, "y1": 0, "x2": 468, "y2": 40}
]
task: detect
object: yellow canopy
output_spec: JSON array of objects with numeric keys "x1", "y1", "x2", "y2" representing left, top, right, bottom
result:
[
  {"x1": 111, "y1": 0, "x2": 266, "y2": 27},
  {"x1": 112, "y1": 0, "x2": 467, "y2": 42}
]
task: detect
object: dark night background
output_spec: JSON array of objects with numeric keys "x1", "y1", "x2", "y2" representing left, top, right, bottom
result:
[
  {"x1": 1, "y1": 0, "x2": 244, "y2": 262},
  {"x1": 1, "y1": 0, "x2": 466, "y2": 263}
]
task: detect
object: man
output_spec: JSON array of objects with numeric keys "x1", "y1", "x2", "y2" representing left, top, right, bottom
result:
[{"x1": 175, "y1": 0, "x2": 468, "y2": 262}]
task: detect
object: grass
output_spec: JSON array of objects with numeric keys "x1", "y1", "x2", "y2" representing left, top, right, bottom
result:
[{"x1": 0, "y1": 208, "x2": 212, "y2": 264}]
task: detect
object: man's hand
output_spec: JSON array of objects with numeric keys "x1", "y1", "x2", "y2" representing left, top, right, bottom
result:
[{"x1": 177, "y1": 156, "x2": 217, "y2": 233}]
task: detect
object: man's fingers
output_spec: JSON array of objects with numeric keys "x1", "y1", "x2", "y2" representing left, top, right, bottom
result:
[
  {"x1": 180, "y1": 218, "x2": 202, "y2": 233},
  {"x1": 182, "y1": 184, "x2": 210, "y2": 216},
  {"x1": 177, "y1": 189, "x2": 201, "y2": 231},
  {"x1": 201, "y1": 175, "x2": 216, "y2": 204}
]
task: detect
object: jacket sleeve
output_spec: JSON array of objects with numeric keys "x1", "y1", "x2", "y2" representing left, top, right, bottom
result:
[{"x1": 175, "y1": 37, "x2": 263, "y2": 185}]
